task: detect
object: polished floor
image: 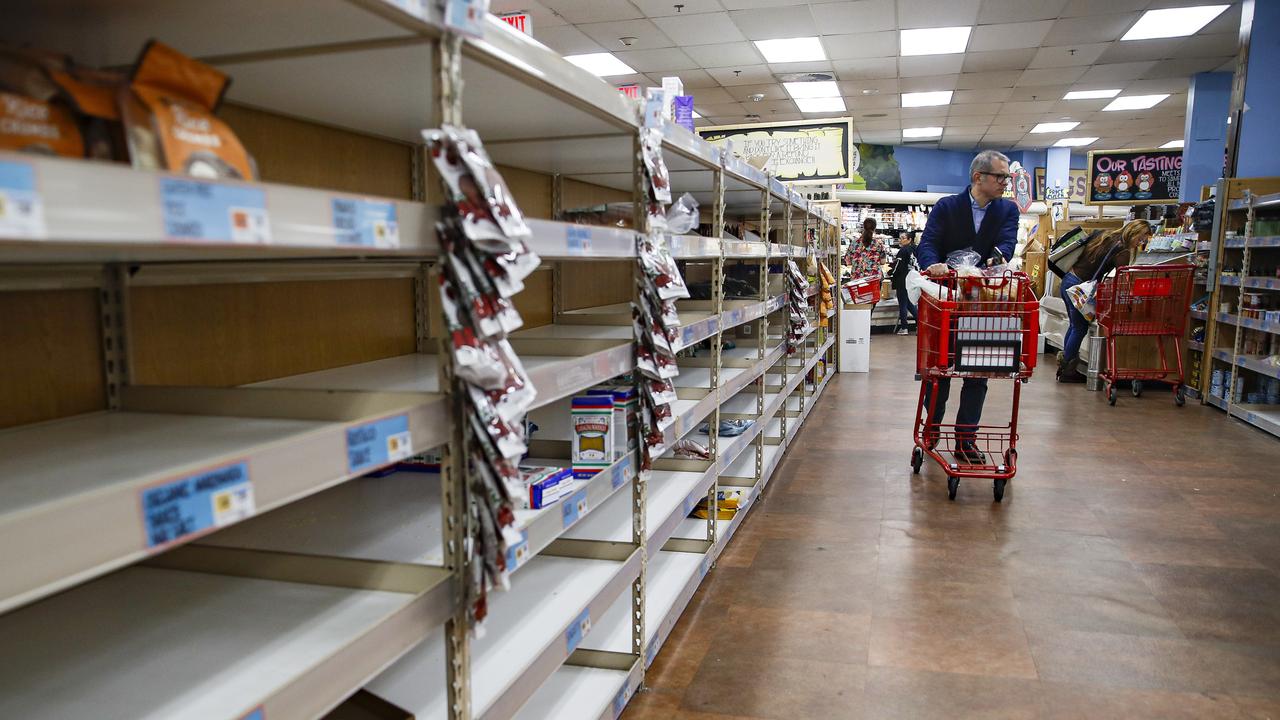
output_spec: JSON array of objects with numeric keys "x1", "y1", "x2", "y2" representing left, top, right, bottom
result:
[{"x1": 624, "y1": 335, "x2": 1280, "y2": 719}]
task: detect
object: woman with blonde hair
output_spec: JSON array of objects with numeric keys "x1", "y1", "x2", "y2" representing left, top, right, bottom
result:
[{"x1": 1057, "y1": 219, "x2": 1152, "y2": 382}]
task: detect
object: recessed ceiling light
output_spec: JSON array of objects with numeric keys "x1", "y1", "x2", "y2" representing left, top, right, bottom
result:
[
  {"x1": 861, "y1": 88, "x2": 879, "y2": 95},
  {"x1": 1161, "y1": 139, "x2": 1185, "y2": 149},
  {"x1": 1053, "y1": 137, "x2": 1098, "y2": 147},
  {"x1": 901, "y1": 90, "x2": 953, "y2": 108},
  {"x1": 900, "y1": 26, "x2": 972, "y2": 56},
  {"x1": 795, "y1": 97, "x2": 846, "y2": 113},
  {"x1": 564, "y1": 52, "x2": 637, "y2": 77},
  {"x1": 1063, "y1": 89, "x2": 1121, "y2": 100},
  {"x1": 1030, "y1": 121, "x2": 1080, "y2": 133},
  {"x1": 903, "y1": 126, "x2": 943, "y2": 138},
  {"x1": 754, "y1": 37, "x2": 825, "y2": 63},
  {"x1": 784, "y1": 81, "x2": 840, "y2": 99},
  {"x1": 1102, "y1": 94, "x2": 1170, "y2": 111},
  {"x1": 1122, "y1": 5, "x2": 1229, "y2": 41}
]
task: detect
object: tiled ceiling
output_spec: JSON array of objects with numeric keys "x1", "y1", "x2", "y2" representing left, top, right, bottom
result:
[{"x1": 489, "y1": 0, "x2": 1242, "y2": 152}]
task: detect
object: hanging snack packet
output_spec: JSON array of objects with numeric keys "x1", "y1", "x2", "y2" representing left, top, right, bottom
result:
[
  {"x1": 120, "y1": 41, "x2": 256, "y2": 179},
  {"x1": 484, "y1": 339, "x2": 537, "y2": 421},
  {"x1": 439, "y1": 273, "x2": 510, "y2": 387},
  {"x1": 456, "y1": 127, "x2": 532, "y2": 245},
  {"x1": 468, "y1": 387, "x2": 528, "y2": 460},
  {"x1": 426, "y1": 127, "x2": 507, "y2": 246},
  {"x1": 639, "y1": 126, "x2": 672, "y2": 203},
  {"x1": 645, "y1": 377, "x2": 678, "y2": 406}
]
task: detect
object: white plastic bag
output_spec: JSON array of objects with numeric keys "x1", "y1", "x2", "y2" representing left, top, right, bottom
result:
[
  {"x1": 1066, "y1": 280, "x2": 1097, "y2": 321},
  {"x1": 905, "y1": 269, "x2": 953, "y2": 305}
]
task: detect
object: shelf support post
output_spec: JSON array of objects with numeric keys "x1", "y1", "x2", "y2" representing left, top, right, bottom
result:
[
  {"x1": 100, "y1": 264, "x2": 132, "y2": 411},
  {"x1": 706, "y1": 163, "x2": 725, "y2": 547},
  {"x1": 629, "y1": 127, "x2": 649, "y2": 682}
]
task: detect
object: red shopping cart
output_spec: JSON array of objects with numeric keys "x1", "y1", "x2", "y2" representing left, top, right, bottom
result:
[
  {"x1": 1094, "y1": 263, "x2": 1195, "y2": 407},
  {"x1": 843, "y1": 274, "x2": 881, "y2": 305},
  {"x1": 910, "y1": 271, "x2": 1039, "y2": 501}
]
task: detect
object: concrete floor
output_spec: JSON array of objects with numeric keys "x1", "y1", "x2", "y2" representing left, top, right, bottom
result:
[{"x1": 624, "y1": 334, "x2": 1280, "y2": 719}]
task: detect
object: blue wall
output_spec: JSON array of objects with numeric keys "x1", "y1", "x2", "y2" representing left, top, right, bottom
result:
[
  {"x1": 1237, "y1": 0, "x2": 1280, "y2": 178},
  {"x1": 1181, "y1": 72, "x2": 1231, "y2": 201},
  {"x1": 893, "y1": 146, "x2": 1085, "y2": 193}
]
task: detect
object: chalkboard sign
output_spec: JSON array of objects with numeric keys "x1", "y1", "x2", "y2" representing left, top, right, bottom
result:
[{"x1": 1085, "y1": 148, "x2": 1182, "y2": 205}]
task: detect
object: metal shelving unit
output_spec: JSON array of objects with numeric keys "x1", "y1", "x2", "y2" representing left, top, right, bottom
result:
[{"x1": 0, "y1": 2, "x2": 842, "y2": 719}]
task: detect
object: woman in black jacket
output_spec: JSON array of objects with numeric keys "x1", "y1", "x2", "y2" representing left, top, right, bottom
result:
[{"x1": 891, "y1": 231, "x2": 918, "y2": 335}]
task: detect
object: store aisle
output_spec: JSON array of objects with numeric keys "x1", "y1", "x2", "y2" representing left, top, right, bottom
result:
[{"x1": 623, "y1": 335, "x2": 1280, "y2": 719}]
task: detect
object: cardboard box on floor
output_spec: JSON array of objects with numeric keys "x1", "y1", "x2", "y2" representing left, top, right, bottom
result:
[{"x1": 839, "y1": 303, "x2": 872, "y2": 373}]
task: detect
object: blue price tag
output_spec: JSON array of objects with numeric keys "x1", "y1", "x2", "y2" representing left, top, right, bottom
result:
[
  {"x1": 240, "y1": 708, "x2": 265, "y2": 720},
  {"x1": 612, "y1": 683, "x2": 630, "y2": 718},
  {"x1": 0, "y1": 159, "x2": 45, "y2": 238},
  {"x1": 562, "y1": 488, "x2": 589, "y2": 528},
  {"x1": 332, "y1": 198, "x2": 399, "y2": 248},
  {"x1": 682, "y1": 325, "x2": 695, "y2": 346},
  {"x1": 346, "y1": 414, "x2": 413, "y2": 474},
  {"x1": 444, "y1": 0, "x2": 487, "y2": 37},
  {"x1": 160, "y1": 178, "x2": 270, "y2": 243},
  {"x1": 611, "y1": 457, "x2": 630, "y2": 489},
  {"x1": 566, "y1": 225, "x2": 592, "y2": 255},
  {"x1": 565, "y1": 607, "x2": 591, "y2": 653},
  {"x1": 141, "y1": 462, "x2": 253, "y2": 548},
  {"x1": 505, "y1": 530, "x2": 530, "y2": 572}
]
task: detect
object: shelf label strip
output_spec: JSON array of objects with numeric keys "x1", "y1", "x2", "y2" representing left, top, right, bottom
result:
[
  {"x1": 505, "y1": 530, "x2": 530, "y2": 572},
  {"x1": 160, "y1": 178, "x2": 271, "y2": 244},
  {"x1": 565, "y1": 607, "x2": 591, "y2": 653},
  {"x1": 0, "y1": 159, "x2": 46, "y2": 238},
  {"x1": 611, "y1": 456, "x2": 631, "y2": 490},
  {"x1": 141, "y1": 461, "x2": 254, "y2": 548},
  {"x1": 562, "y1": 488, "x2": 589, "y2": 528},
  {"x1": 347, "y1": 414, "x2": 413, "y2": 474},
  {"x1": 332, "y1": 197, "x2": 399, "y2": 248},
  {"x1": 566, "y1": 225, "x2": 592, "y2": 255}
]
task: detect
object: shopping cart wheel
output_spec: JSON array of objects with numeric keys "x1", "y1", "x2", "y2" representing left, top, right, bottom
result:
[
  {"x1": 947, "y1": 476, "x2": 959, "y2": 501},
  {"x1": 911, "y1": 447, "x2": 923, "y2": 474},
  {"x1": 993, "y1": 479, "x2": 1007, "y2": 503},
  {"x1": 1132, "y1": 380, "x2": 1143, "y2": 398},
  {"x1": 1107, "y1": 385, "x2": 1117, "y2": 406},
  {"x1": 1175, "y1": 385, "x2": 1186, "y2": 407}
]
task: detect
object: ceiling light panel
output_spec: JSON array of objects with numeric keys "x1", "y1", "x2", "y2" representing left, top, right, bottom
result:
[
  {"x1": 1161, "y1": 139, "x2": 1184, "y2": 149},
  {"x1": 1030, "y1": 121, "x2": 1080, "y2": 133},
  {"x1": 564, "y1": 52, "x2": 637, "y2": 76},
  {"x1": 1122, "y1": 5, "x2": 1229, "y2": 41},
  {"x1": 753, "y1": 37, "x2": 826, "y2": 63},
  {"x1": 1102, "y1": 94, "x2": 1170, "y2": 111},
  {"x1": 903, "y1": 126, "x2": 944, "y2": 138},
  {"x1": 795, "y1": 97, "x2": 846, "y2": 113},
  {"x1": 783, "y1": 81, "x2": 840, "y2": 99},
  {"x1": 901, "y1": 90, "x2": 954, "y2": 107},
  {"x1": 901, "y1": 26, "x2": 973, "y2": 56},
  {"x1": 1053, "y1": 137, "x2": 1098, "y2": 147},
  {"x1": 1063, "y1": 89, "x2": 1122, "y2": 100}
]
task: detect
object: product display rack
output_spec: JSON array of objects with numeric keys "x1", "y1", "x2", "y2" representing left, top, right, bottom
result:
[
  {"x1": 1200, "y1": 179, "x2": 1280, "y2": 437},
  {"x1": 0, "y1": 4, "x2": 839, "y2": 719}
]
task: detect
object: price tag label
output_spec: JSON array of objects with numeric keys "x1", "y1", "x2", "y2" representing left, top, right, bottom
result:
[
  {"x1": 160, "y1": 178, "x2": 271, "y2": 244},
  {"x1": 239, "y1": 708, "x2": 265, "y2": 720},
  {"x1": 611, "y1": 457, "x2": 630, "y2": 489},
  {"x1": 141, "y1": 461, "x2": 253, "y2": 548},
  {"x1": 562, "y1": 488, "x2": 589, "y2": 528},
  {"x1": 565, "y1": 607, "x2": 591, "y2": 653},
  {"x1": 332, "y1": 198, "x2": 399, "y2": 248},
  {"x1": 566, "y1": 225, "x2": 592, "y2": 255},
  {"x1": 612, "y1": 683, "x2": 631, "y2": 718},
  {"x1": 700, "y1": 555, "x2": 711, "y2": 579},
  {"x1": 0, "y1": 159, "x2": 46, "y2": 238},
  {"x1": 347, "y1": 414, "x2": 413, "y2": 474},
  {"x1": 505, "y1": 530, "x2": 530, "y2": 572},
  {"x1": 444, "y1": 0, "x2": 488, "y2": 37}
]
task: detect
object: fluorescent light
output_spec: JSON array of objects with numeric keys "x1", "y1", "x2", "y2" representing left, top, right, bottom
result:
[
  {"x1": 1161, "y1": 140, "x2": 1185, "y2": 149},
  {"x1": 564, "y1": 52, "x2": 636, "y2": 77},
  {"x1": 1102, "y1": 94, "x2": 1169, "y2": 111},
  {"x1": 1053, "y1": 137, "x2": 1098, "y2": 147},
  {"x1": 753, "y1": 37, "x2": 825, "y2": 63},
  {"x1": 1122, "y1": 5, "x2": 1229, "y2": 41},
  {"x1": 1063, "y1": 89, "x2": 1121, "y2": 100},
  {"x1": 784, "y1": 81, "x2": 840, "y2": 99},
  {"x1": 901, "y1": 90, "x2": 953, "y2": 108},
  {"x1": 1030, "y1": 121, "x2": 1080, "y2": 134},
  {"x1": 903, "y1": 126, "x2": 943, "y2": 138},
  {"x1": 692, "y1": 110, "x2": 702, "y2": 119},
  {"x1": 900, "y1": 26, "x2": 972, "y2": 56},
  {"x1": 795, "y1": 97, "x2": 846, "y2": 113}
]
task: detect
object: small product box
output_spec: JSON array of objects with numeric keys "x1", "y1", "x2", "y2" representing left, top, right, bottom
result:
[
  {"x1": 585, "y1": 386, "x2": 638, "y2": 461},
  {"x1": 517, "y1": 464, "x2": 575, "y2": 509},
  {"x1": 572, "y1": 394, "x2": 615, "y2": 478},
  {"x1": 673, "y1": 96, "x2": 695, "y2": 132},
  {"x1": 661, "y1": 76, "x2": 684, "y2": 120}
]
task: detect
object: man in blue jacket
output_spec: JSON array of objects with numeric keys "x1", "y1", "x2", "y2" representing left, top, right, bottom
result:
[{"x1": 917, "y1": 149, "x2": 1019, "y2": 464}]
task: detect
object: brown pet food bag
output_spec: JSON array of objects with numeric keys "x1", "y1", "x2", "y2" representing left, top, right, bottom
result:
[
  {"x1": 0, "y1": 49, "x2": 85, "y2": 157},
  {"x1": 122, "y1": 41, "x2": 255, "y2": 179}
]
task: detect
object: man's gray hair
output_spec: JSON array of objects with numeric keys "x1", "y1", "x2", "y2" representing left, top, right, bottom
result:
[{"x1": 971, "y1": 149, "x2": 1010, "y2": 177}]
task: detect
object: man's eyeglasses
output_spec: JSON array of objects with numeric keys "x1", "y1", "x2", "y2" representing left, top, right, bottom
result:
[{"x1": 980, "y1": 171, "x2": 1011, "y2": 183}]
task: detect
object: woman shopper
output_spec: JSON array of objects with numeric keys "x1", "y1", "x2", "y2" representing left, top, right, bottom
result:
[
  {"x1": 891, "y1": 230, "x2": 918, "y2": 335},
  {"x1": 846, "y1": 218, "x2": 887, "y2": 278},
  {"x1": 1057, "y1": 219, "x2": 1152, "y2": 382}
]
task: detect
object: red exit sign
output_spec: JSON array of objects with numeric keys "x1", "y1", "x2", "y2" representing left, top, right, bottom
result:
[{"x1": 499, "y1": 12, "x2": 531, "y2": 34}]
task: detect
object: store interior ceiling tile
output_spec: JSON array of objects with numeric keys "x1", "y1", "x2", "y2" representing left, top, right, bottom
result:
[{"x1": 490, "y1": 0, "x2": 1243, "y2": 151}]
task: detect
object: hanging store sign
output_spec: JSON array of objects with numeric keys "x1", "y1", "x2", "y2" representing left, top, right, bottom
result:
[
  {"x1": 1034, "y1": 167, "x2": 1088, "y2": 202},
  {"x1": 1001, "y1": 161, "x2": 1033, "y2": 213},
  {"x1": 1086, "y1": 148, "x2": 1182, "y2": 205},
  {"x1": 498, "y1": 12, "x2": 531, "y2": 34},
  {"x1": 698, "y1": 118, "x2": 854, "y2": 185}
]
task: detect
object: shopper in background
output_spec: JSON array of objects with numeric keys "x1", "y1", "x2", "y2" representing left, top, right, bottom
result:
[
  {"x1": 845, "y1": 218, "x2": 886, "y2": 277},
  {"x1": 1056, "y1": 219, "x2": 1152, "y2": 383},
  {"x1": 916, "y1": 149, "x2": 1019, "y2": 463},
  {"x1": 891, "y1": 230, "x2": 918, "y2": 335}
]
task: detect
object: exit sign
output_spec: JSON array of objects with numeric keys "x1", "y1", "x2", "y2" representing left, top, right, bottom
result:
[{"x1": 499, "y1": 12, "x2": 531, "y2": 34}]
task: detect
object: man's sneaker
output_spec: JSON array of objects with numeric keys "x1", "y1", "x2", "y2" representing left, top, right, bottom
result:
[
  {"x1": 1057, "y1": 366, "x2": 1087, "y2": 383},
  {"x1": 953, "y1": 443, "x2": 987, "y2": 464},
  {"x1": 896, "y1": 327, "x2": 909, "y2": 335}
]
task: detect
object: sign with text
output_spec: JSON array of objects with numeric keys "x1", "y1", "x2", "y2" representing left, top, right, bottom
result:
[
  {"x1": 1033, "y1": 167, "x2": 1089, "y2": 202},
  {"x1": 498, "y1": 12, "x2": 530, "y2": 34},
  {"x1": 1086, "y1": 148, "x2": 1182, "y2": 205},
  {"x1": 698, "y1": 118, "x2": 854, "y2": 185}
]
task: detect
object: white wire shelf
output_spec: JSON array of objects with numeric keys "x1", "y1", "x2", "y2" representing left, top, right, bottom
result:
[
  {"x1": 0, "y1": 386, "x2": 447, "y2": 615},
  {"x1": 0, "y1": 560, "x2": 453, "y2": 720},
  {"x1": 512, "y1": 662, "x2": 641, "y2": 720}
]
